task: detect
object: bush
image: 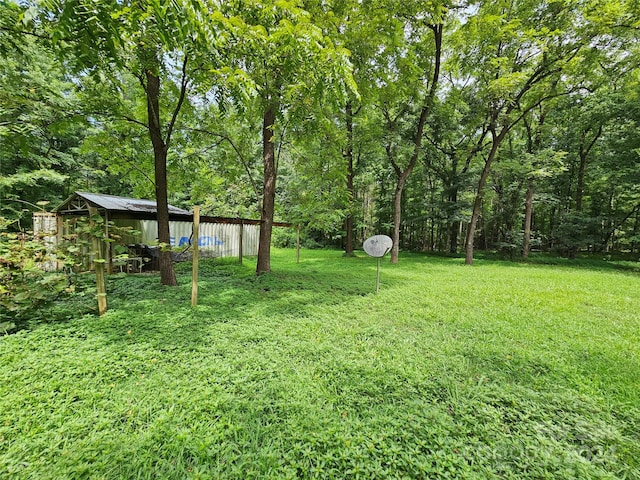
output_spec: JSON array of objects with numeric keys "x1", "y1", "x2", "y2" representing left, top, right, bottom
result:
[
  {"x1": 553, "y1": 213, "x2": 598, "y2": 258},
  {"x1": 0, "y1": 218, "x2": 73, "y2": 331},
  {"x1": 271, "y1": 227, "x2": 298, "y2": 248}
]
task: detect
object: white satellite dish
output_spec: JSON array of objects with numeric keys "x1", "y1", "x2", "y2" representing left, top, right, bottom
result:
[
  {"x1": 363, "y1": 235, "x2": 393, "y2": 292},
  {"x1": 363, "y1": 235, "x2": 393, "y2": 258}
]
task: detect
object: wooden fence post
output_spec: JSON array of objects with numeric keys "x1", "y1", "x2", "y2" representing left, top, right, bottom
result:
[
  {"x1": 191, "y1": 206, "x2": 200, "y2": 307},
  {"x1": 238, "y1": 220, "x2": 243, "y2": 264},
  {"x1": 105, "y1": 212, "x2": 112, "y2": 275}
]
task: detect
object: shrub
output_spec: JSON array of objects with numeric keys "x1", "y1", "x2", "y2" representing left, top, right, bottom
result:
[
  {"x1": 553, "y1": 213, "x2": 598, "y2": 258},
  {"x1": 0, "y1": 217, "x2": 72, "y2": 331}
]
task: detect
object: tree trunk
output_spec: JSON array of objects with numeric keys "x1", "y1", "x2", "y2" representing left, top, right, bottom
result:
[
  {"x1": 465, "y1": 132, "x2": 503, "y2": 265},
  {"x1": 344, "y1": 101, "x2": 355, "y2": 256},
  {"x1": 576, "y1": 125, "x2": 602, "y2": 212},
  {"x1": 448, "y1": 186, "x2": 459, "y2": 253},
  {"x1": 632, "y1": 212, "x2": 639, "y2": 254},
  {"x1": 521, "y1": 109, "x2": 546, "y2": 259},
  {"x1": 576, "y1": 151, "x2": 586, "y2": 212},
  {"x1": 602, "y1": 202, "x2": 640, "y2": 252},
  {"x1": 549, "y1": 206, "x2": 557, "y2": 250},
  {"x1": 522, "y1": 177, "x2": 534, "y2": 258},
  {"x1": 449, "y1": 222, "x2": 459, "y2": 253},
  {"x1": 390, "y1": 168, "x2": 412, "y2": 264},
  {"x1": 449, "y1": 225, "x2": 459, "y2": 254},
  {"x1": 256, "y1": 103, "x2": 277, "y2": 275},
  {"x1": 390, "y1": 24, "x2": 442, "y2": 264},
  {"x1": 146, "y1": 69, "x2": 177, "y2": 286}
]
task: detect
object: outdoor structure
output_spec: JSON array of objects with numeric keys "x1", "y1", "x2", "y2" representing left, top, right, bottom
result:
[{"x1": 34, "y1": 191, "x2": 290, "y2": 270}]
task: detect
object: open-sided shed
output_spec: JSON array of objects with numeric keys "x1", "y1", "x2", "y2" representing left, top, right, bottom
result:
[{"x1": 34, "y1": 192, "x2": 285, "y2": 270}]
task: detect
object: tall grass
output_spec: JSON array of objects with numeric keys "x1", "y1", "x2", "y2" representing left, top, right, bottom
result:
[{"x1": 1, "y1": 249, "x2": 638, "y2": 479}]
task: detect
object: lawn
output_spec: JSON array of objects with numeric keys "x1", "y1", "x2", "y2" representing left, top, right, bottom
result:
[{"x1": 1, "y1": 249, "x2": 639, "y2": 479}]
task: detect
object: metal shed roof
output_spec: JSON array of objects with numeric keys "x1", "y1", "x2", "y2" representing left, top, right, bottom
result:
[
  {"x1": 57, "y1": 192, "x2": 191, "y2": 217},
  {"x1": 55, "y1": 191, "x2": 293, "y2": 227}
]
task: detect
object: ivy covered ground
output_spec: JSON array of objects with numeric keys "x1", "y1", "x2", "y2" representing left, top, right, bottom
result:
[{"x1": 1, "y1": 249, "x2": 639, "y2": 479}]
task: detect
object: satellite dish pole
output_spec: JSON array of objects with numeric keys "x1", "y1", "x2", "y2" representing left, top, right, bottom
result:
[{"x1": 363, "y1": 235, "x2": 393, "y2": 293}]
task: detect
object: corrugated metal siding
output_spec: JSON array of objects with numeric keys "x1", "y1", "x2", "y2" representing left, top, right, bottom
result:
[
  {"x1": 138, "y1": 220, "x2": 259, "y2": 257},
  {"x1": 32, "y1": 213, "x2": 59, "y2": 271}
]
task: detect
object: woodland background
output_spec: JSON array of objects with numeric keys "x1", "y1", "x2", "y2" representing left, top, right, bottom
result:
[{"x1": 2, "y1": 0, "x2": 639, "y2": 274}]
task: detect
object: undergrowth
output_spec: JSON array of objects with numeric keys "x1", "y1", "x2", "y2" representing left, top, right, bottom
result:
[{"x1": 1, "y1": 249, "x2": 639, "y2": 479}]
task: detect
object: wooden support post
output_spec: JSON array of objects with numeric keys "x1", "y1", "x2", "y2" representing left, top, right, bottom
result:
[
  {"x1": 191, "y1": 206, "x2": 200, "y2": 307},
  {"x1": 88, "y1": 207, "x2": 107, "y2": 316},
  {"x1": 296, "y1": 224, "x2": 301, "y2": 264},
  {"x1": 105, "y1": 212, "x2": 112, "y2": 275},
  {"x1": 56, "y1": 214, "x2": 63, "y2": 270},
  {"x1": 238, "y1": 220, "x2": 243, "y2": 264}
]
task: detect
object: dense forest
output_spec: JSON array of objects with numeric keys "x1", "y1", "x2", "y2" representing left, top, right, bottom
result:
[{"x1": 2, "y1": 0, "x2": 639, "y2": 273}]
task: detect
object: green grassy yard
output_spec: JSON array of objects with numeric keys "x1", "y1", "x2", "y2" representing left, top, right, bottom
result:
[{"x1": 1, "y1": 249, "x2": 639, "y2": 479}]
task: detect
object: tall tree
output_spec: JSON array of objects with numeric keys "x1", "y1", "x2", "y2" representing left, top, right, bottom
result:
[
  {"x1": 40, "y1": 0, "x2": 220, "y2": 285},
  {"x1": 0, "y1": 3, "x2": 86, "y2": 223},
  {"x1": 309, "y1": 0, "x2": 392, "y2": 256},
  {"x1": 424, "y1": 90, "x2": 489, "y2": 253},
  {"x1": 222, "y1": 1, "x2": 354, "y2": 274},
  {"x1": 456, "y1": 0, "x2": 590, "y2": 264},
  {"x1": 519, "y1": 105, "x2": 566, "y2": 258},
  {"x1": 376, "y1": 3, "x2": 445, "y2": 264}
]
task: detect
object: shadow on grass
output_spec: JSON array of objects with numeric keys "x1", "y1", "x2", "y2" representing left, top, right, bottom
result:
[
  {"x1": 64, "y1": 253, "x2": 377, "y2": 353},
  {"x1": 18, "y1": 248, "x2": 638, "y2": 347},
  {"x1": 474, "y1": 250, "x2": 640, "y2": 275},
  {"x1": 4, "y1": 249, "x2": 639, "y2": 479}
]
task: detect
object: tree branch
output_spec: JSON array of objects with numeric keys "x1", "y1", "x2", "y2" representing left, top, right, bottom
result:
[
  {"x1": 603, "y1": 202, "x2": 640, "y2": 246},
  {"x1": 165, "y1": 53, "x2": 189, "y2": 150},
  {"x1": 121, "y1": 115, "x2": 148, "y2": 129},
  {"x1": 121, "y1": 158, "x2": 156, "y2": 187},
  {"x1": 580, "y1": 124, "x2": 603, "y2": 159},
  {"x1": 0, "y1": 26, "x2": 49, "y2": 40},
  {"x1": 185, "y1": 127, "x2": 260, "y2": 203},
  {"x1": 386, "y1": 142, "x2": 402, "y2": 178}
]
